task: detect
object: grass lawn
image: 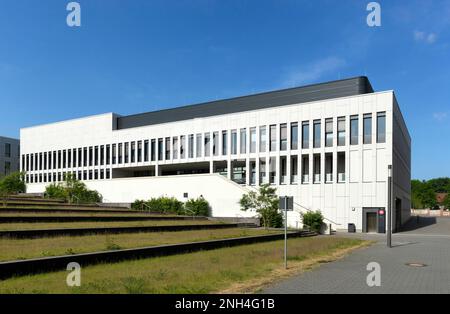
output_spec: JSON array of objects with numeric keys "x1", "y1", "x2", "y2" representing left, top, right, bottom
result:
[
  {"x1": 0, "y1": 228, "x2": 279, "y2": 262},
  {"x1": 0, "y1": 237, "x2": 369, "y2": 294},
  {"x1": 0, "y1": 212, "x2": 182, "y2": 217},
  {"x1": 0, "y1": 219, "x2": 220, "y2": 231}
]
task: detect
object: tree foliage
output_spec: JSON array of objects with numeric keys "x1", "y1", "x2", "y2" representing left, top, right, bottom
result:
[
  {"x1": 301, "y1": 211, "x2": 324, "y2": 232},
  {"x1": 239, "y1": 184, "x2": 283, "y2": 228},
  {"x1": 0, "y1": 172, "x2": 26, "y2": 196},
  {"x1": 411, "y1": 178, "x2": 450, "y2": 209}
]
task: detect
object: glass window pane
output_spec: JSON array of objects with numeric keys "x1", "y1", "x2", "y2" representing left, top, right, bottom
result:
[
  {"x1": 258, "y1": 126, "x2": 265, "y2": 153},
  {"x1": 313, "y1": 120, "x2": 321, "y2": 148},
  {"x1": 280, "y1": 124, "x2": 287, "y2": 151},
  {"x1": 364, "y1": 114, "x2": 372, "y2": 144},
  {"x1": 240, "y1": 128, "x2": 246, "y2": 154},
  {"x1": 291, "y1": 123, "x2": 298, "y2": 150},
  {"x1": 350, "y1": 116, "x2": 359, "y2": 145},
  {"x1": 302, "y1": 121, "x2": 309, "y2": 149},
  {"x1": 377, "y1": 112, "x2": 386, "y2": 143},
  {"x1": 269, "y1": 125, "x2": 276, "y2": 152}
]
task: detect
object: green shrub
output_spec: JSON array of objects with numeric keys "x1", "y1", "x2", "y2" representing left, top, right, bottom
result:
[
  {"x1": 184, "y1": 197, "x2": 210, "y2": 216},
  {"x1": 301, "y1": 210, "x2": 324, "y2": 232},
  {"x1": 133, "y1": 196, "x2": 183, "y2": 214},
  {"x1": 44, "y1": 174, "x2": 102, "y2": 204},
  {"x1": 0, "y1": 172, "x2": 26, "y2": 195}
]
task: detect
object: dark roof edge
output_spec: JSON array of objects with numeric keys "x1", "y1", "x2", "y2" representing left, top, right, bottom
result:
[
  {"x1": 117, "y1": 76, "x2": 374, "y2": 130},
  {"x1": 123, "y1": 76, "x2": 372, "y2": 119}
]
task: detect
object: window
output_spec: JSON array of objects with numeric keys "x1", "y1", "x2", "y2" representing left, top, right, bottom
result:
[
  {"x1": 259, "y1": 158, "x2": 266, "y2": 185},
  {"x1": 302, "y1": 121, "x2": 309, "y2": 149},
  {"x1": 337, "y1": 152, "x2": 346, "y2": 183},
  {"x1": 325, "y1": 153, "x2": 333, "y2": 183},
  {"x1": 144, "y1": 141, "x2": 149, "y2": 162},
  {"x1": 291, "y1": 155, "x2": 298, "y2": 184},
  {"x1": 269, "y1": 125, "x2": 276, "y2": 152},
  {"x1": 5, "y1": 143, "x2": 11, "y2": 157},
  {"x1": 165, "y1": 137, "x2": 170, "y2": 160},
  {"x1": 180, "y1": 136, "x2": 185, "y2": 159},
  {"x1": 280, "y1": 124, "x2": 287, "y2": 151},
  {"x1": 337, "y1": 117, "x2": 346, "y2": 146},
  {"x1": 291, "y1": 123, "x2": 298, "y2": 150},
  {"x1": 130, "y1": 142, "x2": 136, "y2": 162},
  {"x1": 39, "y1": 153, "x2": 43, "y2": 170},
  {"x1": 137, "y1": 141, "x2": 142, "y2": 162},
  {"x1": 158, "y1": 138, "x2": 163, "y2": 161},
  {"x1": 44, "y1": 153, "x2": 47, "y2": 170},
  {"x1": 377, "y1": 112, "x2": 386, "y2": 143},
  {"x1": 240, "y1": 128, "x2": 246, "y2": 154},
  {"x1": 99, "y1": 146, "x2": 104, "y2": 165},
  {"x1": 173, "y1": 137, "x2": 178, "y2": 159},
  {"x1": 325, "y1": 119, "x2": 333, "y2": 147},
  {"x1": 212, "y1": 132, "x2": 218, "y2": 156},
  {"x1": 94, "y1": 146, "x2": 99, "y2": 166},
  {"x1": 151, "y1": 139, "x2": 156, "y2": 161},
  {"x1": 269, "y1": 157, "x2": 276, "y2": 184},
  {"x1": 231, "y1": 130, "x2": 237, "y2": 155},
  {"x1": 259, "y1": 126, "x2": 265, "y2": 153},
  {"x1": 88, "y1": 147, "x2": 92, "y2": 166},
  {"x1": 204, "y1": 133, "x2": 211, "y2": 157},
  {"x1": 112, "y1": 144, "x2": 117, "y2": 164},
  {"x1": 313, "y1": 120, "x2": 321, "y2": 148},
  {"x1": 350, "y1": 115, "x2": 359, "y2": 145},
  {"x1": 313, "y1": 154, "x2": 321, "y2": 183},
  {"x1": 124, "y1": 143, "x2": 129, "y2": 163},
  {"x1": 280, "y1": 156, "x2": 287, "y2": 184},
  {"x1": 78, "y1": 148, "x2": 82, "y2": 167},
  {"x1": 196, "y1": 134, "x2": 202, "y2": 157},
  {"x1": 58, "y1": 150, "x2": 62, "y2": 168},
  {"x1": 106, "y1": 145, "x2": 110, "y2": 165},
  {"x1": 4, "y1": 161, "x2": 11, "y2": 175},
  {"x1": 54, "y1": 151, "x2": 58, "y2": 168},
  {"x1": 222, "y1": 131, "x2": 227, "y2": 155},
  {"x1": 364, "y1": 113, "x2": 372, "y2": 144},
  {"x1": 118, "y1": 144, "x2": 123, "y2": 164},
  {"x1": 188, "y1": 134, "x2": 194, "y2": 158}
]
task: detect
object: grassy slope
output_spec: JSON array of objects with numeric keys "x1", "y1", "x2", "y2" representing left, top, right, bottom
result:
[
  {"x1": 0, "y1": 228, "x2": 279, "y2": 261},
  {"x1": 0, "y1": 219, "x2": 219, "y2": 231},
  {"x1": 0, "y1": 237, "x2": 368, "y2": 294}
]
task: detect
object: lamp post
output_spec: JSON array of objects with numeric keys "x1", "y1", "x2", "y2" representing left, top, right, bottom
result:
[{"x1": 387, "y1": 165, "x2": 392, "y2": 248}]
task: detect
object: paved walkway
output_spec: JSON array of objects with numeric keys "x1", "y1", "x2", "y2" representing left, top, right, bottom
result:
[{"x1": 263, "y1": 217, "x2": 450, "y2": 294}]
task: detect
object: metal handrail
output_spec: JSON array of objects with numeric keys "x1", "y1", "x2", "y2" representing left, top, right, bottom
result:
[{"x1": 184, "y1": 208, "x2": 196, "y2": 220}]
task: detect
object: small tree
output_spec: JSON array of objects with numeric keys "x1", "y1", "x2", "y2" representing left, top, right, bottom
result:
[
  {"x1": 239, "y1": 184, "x2": 283, "y2": 228},
  {"x1": 44, "y1": 174, "x2": 102, "y2": 204}
]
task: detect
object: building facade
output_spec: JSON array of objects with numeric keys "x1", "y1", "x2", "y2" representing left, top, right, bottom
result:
[
  {"x1": 21, "y1": 77, "x2": 411, "y2": 232},
  {"x1": 0, "y1": 136, "x2": 20, "y2": 177}
]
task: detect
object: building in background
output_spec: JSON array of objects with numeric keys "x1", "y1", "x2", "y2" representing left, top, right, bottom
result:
[
  {"x1": 0, "y1": 136, "x2": 20, "y2": 177},
  {"x1": 20, "y1": 77, "x2": 411, "y2": 232}
]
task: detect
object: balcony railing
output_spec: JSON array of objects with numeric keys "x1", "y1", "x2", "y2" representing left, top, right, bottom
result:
[
  {"x1": 302, "y1": 174, "x2": 309, "y2": 184},
  {"x1": 325, "y1": 173, "x2": 333, "y2": 183},
  {"x1": 338, "y1": 172, "x2": 346, "y2": 183},
  {"x1": 314, "y1": 174, "x2": 321, "y2": 183}
]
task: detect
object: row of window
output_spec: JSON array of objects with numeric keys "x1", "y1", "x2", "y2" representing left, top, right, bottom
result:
[
  {"x1": 236, "y1": 153, "x2": 347, "y2": 186},
  {"x1": 25, "y1": 169, "x2": 111, "y2": 184},
  {"x1": 22, "y1": 112, "x2": 386, "y2": 172}
]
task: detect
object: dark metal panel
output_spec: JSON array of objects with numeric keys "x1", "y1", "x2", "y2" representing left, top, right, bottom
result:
[{"x1": 117, "y1": 76, "x2": 374, "y2": 129}]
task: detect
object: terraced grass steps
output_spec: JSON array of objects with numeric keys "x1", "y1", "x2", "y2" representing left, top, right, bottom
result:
[
  {"x1": 0, "y1": 223, "x2": 255, "y2": 238},
  {"x1": 0, "y1": 215, "x2": 209, "y2": 224},
  {"x1": 0, "y1": 231, "x2": 315, "y2": 280},
  {"x1": 0, "y1": 206, "x2": 148, "y2": 215}
]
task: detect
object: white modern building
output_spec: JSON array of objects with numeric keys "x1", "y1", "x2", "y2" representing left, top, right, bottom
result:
[
  {"x1": 0, "y1": 136, "x2": 20, "y2": 177},
  {"x1": 21, "y1": 77, "x2": 411, "y2": 232}
]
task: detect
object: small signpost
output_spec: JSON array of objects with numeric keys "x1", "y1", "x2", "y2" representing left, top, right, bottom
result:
[{"x1": 279, "y1": 196, "x2": 294, "y2": 269}]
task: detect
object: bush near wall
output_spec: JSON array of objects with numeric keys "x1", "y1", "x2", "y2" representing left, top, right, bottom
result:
[
  {"x1": 301, "y1": 210, "x2": 324, "y2": 233},
  {"x1": 44, "y1": 174, "x2": 102, "y2": 204},
  {"x1": 0, "y1": 172, "x2": 26, "y2": 196},
  {"x1": 132, "y1": 196, "x2": 210, "y2": 216}
]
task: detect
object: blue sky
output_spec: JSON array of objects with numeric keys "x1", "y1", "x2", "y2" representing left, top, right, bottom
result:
[{"x1": 0, "y1": 0, "x2": 449, "y2": 180}]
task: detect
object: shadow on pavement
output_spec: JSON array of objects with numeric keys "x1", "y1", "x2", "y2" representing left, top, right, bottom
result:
[{"x1": 399, "y1": 216, "x2": 437, "y2": 232}]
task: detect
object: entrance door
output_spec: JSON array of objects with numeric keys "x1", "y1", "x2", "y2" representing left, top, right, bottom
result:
[{"x1": 367, "y1": 213, "x2": 378, "y2": 233}]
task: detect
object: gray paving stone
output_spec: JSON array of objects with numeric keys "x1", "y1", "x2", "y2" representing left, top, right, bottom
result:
[{"x1": 262, "y1": 217, "x2": 450, "y2": 294}]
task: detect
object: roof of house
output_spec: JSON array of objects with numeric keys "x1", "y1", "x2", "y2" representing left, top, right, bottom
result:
[{"x1": 116, "y1": 76, "x2": 374, "y2": 130}]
